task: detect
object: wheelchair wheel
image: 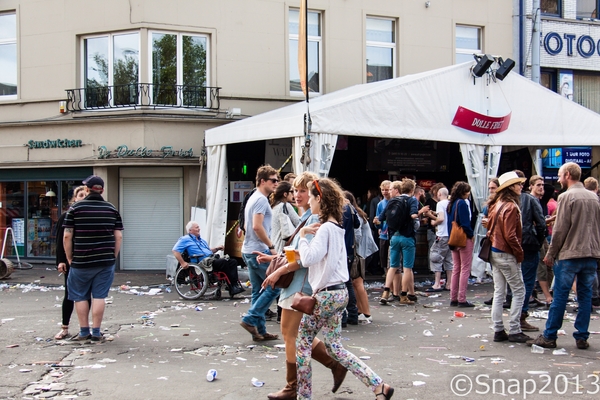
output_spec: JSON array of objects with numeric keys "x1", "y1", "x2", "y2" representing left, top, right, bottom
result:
[
  {"x1": 215, "y1": 288, "x2": 222, "y2": 300},
  {"x1": 174, "y1": 265, "x2": 209, "y2": 300}
]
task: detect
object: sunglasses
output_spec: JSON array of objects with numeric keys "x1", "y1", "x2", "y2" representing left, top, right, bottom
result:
[
  {"x1": 313, "y1": 179, "x2": 323, "y2": 197},
  {"x1": 288, "y1": 190, "x2": 294, "y2": 194},
  {"x1": 266, "y1": 178, "x2": 279, "y2": 184}
]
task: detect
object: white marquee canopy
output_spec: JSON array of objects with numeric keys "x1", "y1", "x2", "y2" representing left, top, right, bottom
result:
[{"x1": 204, "y1": 62, "x2": 600, "y2": 249}]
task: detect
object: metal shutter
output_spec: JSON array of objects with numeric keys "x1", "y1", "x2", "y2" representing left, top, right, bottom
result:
[{"x1": 120, "y1": 177, "x2": 182, "y2": 270}]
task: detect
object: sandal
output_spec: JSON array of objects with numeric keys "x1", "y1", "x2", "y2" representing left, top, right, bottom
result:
[
  {"x1": 54, "y1": 325, "x2": 69, "y2": 340},
  {"x1": 375, "y1": 383, "x2": 394, "y2": 399}
]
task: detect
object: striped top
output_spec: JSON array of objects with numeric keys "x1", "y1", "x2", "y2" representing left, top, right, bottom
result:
[{"x1": 63, "y1": 193, "x2": 124, "y2": 269}]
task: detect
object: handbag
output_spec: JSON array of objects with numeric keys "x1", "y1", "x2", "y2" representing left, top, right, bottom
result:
[
  {"x1": 350, "y1": 254, "x2": 365, "y2": 280},
  {"x1": 447, "y1": 202, "x2": 467, "y2": 247},
  {"x1": 477, "y1": 203, "x2": 507, "y2": 263},
  {"x1": 280, "y1": 203, "x2": 296, "y2": 241},
  {"x1": 265, "y1": 219, "x2": 308, "y2": 289},
  {"x1": 290, "y1": 273, "x2": 316, "y2": 315}
]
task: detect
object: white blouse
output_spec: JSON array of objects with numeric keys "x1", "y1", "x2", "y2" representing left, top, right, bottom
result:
[{"x1": 298, "y1": 221, "x2": 349, "y2": 291}]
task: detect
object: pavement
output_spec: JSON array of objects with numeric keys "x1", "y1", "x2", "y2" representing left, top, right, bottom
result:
[{"x1": 1, "y1": 264, "x2": 600, "y2": 400}]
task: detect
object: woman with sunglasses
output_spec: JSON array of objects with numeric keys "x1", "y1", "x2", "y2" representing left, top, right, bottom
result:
[
  {"x1": 261, "y1": 173, "x2": 347, "y2": 400},
  {"x1": 270, "y1": 181, "x2": 300, "y2": 253},
  {"x1": 296, "y1": 178, "x2": 394, "y2": 400}
]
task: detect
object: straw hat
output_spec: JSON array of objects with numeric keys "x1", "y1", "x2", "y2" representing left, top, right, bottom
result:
[{"x1": 497, "y1": 171, "x2": 527, "y2": 192}]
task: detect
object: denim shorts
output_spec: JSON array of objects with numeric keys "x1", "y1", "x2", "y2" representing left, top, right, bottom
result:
[{"x1": 67, "y1": 265, "x2": 115, "y2": 301}]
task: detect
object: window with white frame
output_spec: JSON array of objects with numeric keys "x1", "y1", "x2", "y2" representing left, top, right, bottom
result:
[
  {"x1": 577, "y1": 0, "x2": 598, "y2": 19},
  {"x1": 289, "y1": 9, "x2": 321, "y2": 95},
  {"x1": 0, "y1": 12, "x2": 17, "y2": 98},
  {"x1": 83, "y1": 32, "x2": 139, "y2": 107},
  {"x1": 151, "y1": 32, "x2": 208, "y2": 106},
  {"x1": 366, "y1": 17, "x2": 396, "y2": 83},
  {"x1": 455, "y1": 25, "x2": 482, "y2": 64}
]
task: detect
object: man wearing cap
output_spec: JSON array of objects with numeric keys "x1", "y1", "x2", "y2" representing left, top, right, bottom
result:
[
  {"x1": 528, "y1": 162, "x2": 600, "y2": 350},
  {"x1": 63, "y1": 175, "x2": 123, "y2": 343}
]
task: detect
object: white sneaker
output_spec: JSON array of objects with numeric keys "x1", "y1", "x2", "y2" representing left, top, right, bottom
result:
[{"x1": 358, "y1": 314, "x2": 372, "y2": 324}]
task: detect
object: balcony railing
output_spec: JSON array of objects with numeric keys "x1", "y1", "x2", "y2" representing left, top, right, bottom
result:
[{"x1": 66, "y1": 83, "x2": 221, "y2": 111}]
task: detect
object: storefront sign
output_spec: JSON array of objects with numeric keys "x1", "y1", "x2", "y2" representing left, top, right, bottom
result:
[
  {"x1": 544, "y1": 32, "x2": 600, "y2": 58},
  {"x1": 97, "y1": 145, "x2": 194, "y2": 159},
  {"x1": 541, "y1": 146, "x2": 592, "y2": 169},
  {"x1": 452, "y1": 106, "x2": 511, "y2": 134},
  {"x1": 27, "y1": 139, "x2": 83, "y2": 149}
]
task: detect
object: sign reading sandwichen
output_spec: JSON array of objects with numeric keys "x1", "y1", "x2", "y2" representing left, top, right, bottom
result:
[
  {"x1": 452, "y1": 106, "x2": 511, "y2": 134},
  {"x1": 97, "y1": 145, "x2": 195, "y2": 159},
  {"x1": 27, "y1": 139, "x2": 83, "y2": 149}
]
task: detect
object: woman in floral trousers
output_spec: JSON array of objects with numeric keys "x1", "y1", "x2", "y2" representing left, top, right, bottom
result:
[{"x1": 296, "y1": 178, "x2": 394, "y2": 400}]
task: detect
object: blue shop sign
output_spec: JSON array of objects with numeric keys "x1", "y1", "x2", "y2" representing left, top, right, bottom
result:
[
  {"x1": 544, "y1": 32, "x2": 600, "y2": 58},
  {"x1": 541, "y1": 146, "x2": 592, "y2": 169}
]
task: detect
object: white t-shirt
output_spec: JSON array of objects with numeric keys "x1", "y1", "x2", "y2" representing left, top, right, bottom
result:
[
  {"x1": 436, "y1": 199, "x2": 450, "y2": 237},
  {"x1": 241, "y1": 190, "x2": 272, "y2": 254}
]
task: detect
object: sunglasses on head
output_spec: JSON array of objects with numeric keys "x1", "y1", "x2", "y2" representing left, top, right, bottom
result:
[{"x1": 313, "y1": 179, "x2": 323, "y2": 197}]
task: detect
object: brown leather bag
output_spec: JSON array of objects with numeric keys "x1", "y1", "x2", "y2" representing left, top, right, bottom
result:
[
  {"x1": 291, "y1": 291, "x2": 316, "y2": 314},
  {"x1": 448, "y1": 202, "x2": 467, "y2": 247},
  {"x1": 265, "y1": 219, "x2": 308, "y2": 289}
]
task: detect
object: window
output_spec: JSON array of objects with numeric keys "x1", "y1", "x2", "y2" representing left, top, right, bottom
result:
[
  {"x1": 151, "y1": 32, "x2": 208, "y2": 106},
  {"x1": 0, "y1": 12, "x2": 17, "y2": 98},
  {"x1": 541, "y1": 0, "x2": 561, "y2": 16},
  {"x1": 366, "y1": 17, "x2": 396, "y2": 83},
  {"x1": 577, "y1": 0, "x2": 598, "y2": 19},
  {"x1": 289, "y1": 9, "x2": 321, "y2": 95},
  {"x1": 83, "y1": 32, "x2": 139, "y2": 107},
  {"x1": 455, "y1": 25, "x2": 482, "y2": 64}
]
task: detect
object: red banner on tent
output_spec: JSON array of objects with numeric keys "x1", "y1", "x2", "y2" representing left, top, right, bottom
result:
[{"x1": 452, "y1": 106, "x2": 511, "y2": 134}]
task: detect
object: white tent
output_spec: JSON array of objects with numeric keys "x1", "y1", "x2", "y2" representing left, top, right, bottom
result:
[{"x1": 204, "y1": 62, "x2": 600, "y2": 248}]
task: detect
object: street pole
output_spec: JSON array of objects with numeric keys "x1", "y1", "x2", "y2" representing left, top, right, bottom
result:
[{"x1": 531, "y1": 0, "x2": 541, "y2": 84}]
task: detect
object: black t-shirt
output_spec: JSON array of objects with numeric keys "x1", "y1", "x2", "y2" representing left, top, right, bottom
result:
[{"x1": 424, "y1": 197, "x2": 437, "y2": 230}]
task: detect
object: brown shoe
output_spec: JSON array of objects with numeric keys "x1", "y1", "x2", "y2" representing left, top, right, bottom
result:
[
  {"x1": 493, "y1": 330, "x2": 509, "y2": 342},
  {"x1": 380, "y1": 290, "x2": 390, "y2": 305},
  {"x1": 526, "y1": 334, "x2": 557, "y2": 348},
  {"x1": 240, "y1": 321, "x2": 262, "y2": 340},
  {"x1": 267, "y1": 361, "x2": 296, "y2": 400},
  {"x1": 399, "y1": 295, "x2": 415, "y2": 305},
  {"x1": 520, "y1": 312, "x2": 539, "y2": 332},
  {"x1": 576, "y1": 339, "x2": 590, "y2": 349},
  {"x1": 253, "y1": 332, "x2": 279, "y2": 342},
  {"x1": 311, "y1": 340, "x2": 347, "y2": 393}
]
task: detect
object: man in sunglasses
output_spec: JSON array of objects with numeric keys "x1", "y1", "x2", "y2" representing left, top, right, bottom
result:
[{"x1": 240, "y1": 164, "x2": 282, "y2": 342}]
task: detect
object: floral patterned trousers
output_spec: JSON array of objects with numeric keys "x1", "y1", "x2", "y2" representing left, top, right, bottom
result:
[{"x1": 296, "y1": 288, "x2": 382, "y2": 399}]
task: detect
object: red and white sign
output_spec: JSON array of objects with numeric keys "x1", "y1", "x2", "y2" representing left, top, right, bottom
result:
[{"x1": 452, "y1": 106, "x2": 511, "y2": 134}]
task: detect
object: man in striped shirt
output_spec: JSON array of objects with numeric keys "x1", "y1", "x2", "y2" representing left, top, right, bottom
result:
[{"x1": 63, "y1": 175, "x2": 123, "y2": 342}]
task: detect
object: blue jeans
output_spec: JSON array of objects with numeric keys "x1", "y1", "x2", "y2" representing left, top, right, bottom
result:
[
  {"x1": 543, "y1": 258, "x2": 596, "y2": 341},
  {"x1": 242, "y1": 252, "x2": 281, "y2": 335},
  {"x1": 521, "y1": 250, "x2": 539, "y2": 313}
]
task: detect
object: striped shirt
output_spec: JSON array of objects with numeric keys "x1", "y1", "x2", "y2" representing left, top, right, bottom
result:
[{"x1": 63, "y1": 193, "x2": 124, "y2": 268}]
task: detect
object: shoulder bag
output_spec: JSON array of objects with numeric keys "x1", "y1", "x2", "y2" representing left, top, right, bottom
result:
[
  {"x1": 265, "y1": 218, "x2": 308, "y2": 288},
  {"x1": 478, "y1": 203, "x2": 506, "y2": 263},
  {"x1": 448, "y1": 201, "x2": 467, "y2": 247},
  {"x1": 290, "y1": 272, "x2": 316, "y2": 315}
]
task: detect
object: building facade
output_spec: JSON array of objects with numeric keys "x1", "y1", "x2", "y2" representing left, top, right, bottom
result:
[{"x1": 0, "y1": 0, "x2": 513, "y2": 269}]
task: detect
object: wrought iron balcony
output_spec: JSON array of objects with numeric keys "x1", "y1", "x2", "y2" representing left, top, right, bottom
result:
[{"x1": 66, "y1": 83, "x2": 221, "y2": 111}]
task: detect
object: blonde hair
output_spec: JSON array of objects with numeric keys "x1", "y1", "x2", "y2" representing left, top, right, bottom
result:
[{"x1": 70, "y1": 185, "x2": 86, "y2": 205}]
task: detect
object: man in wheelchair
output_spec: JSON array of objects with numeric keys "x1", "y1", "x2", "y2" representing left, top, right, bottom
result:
[{"x1": 172, "y1": 221, "x2": 245, "y2": 296}]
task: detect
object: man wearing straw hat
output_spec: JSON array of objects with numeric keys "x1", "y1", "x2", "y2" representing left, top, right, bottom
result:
[{"x1": 528, "y1": 162, "x2": 600, "y2": 350}]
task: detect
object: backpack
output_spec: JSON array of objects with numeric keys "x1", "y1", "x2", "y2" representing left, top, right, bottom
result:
[
  {"x1": 385, "y1": 196, "x2": 412, "y2": 237},
  {"x1": 237, "y1": 187, "x2": 257, "y2": 234}
]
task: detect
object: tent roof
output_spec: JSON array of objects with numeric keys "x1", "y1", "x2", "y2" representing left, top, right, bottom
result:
[{"x1": 205, "y1": 62, "x2": 600, "y2": 147}]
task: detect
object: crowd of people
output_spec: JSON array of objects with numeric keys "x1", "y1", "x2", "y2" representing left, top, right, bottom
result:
[{"x1": 53, "y1": 162, "x2": 600, "y2": 399}]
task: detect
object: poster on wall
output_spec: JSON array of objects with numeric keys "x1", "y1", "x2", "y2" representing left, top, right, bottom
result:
[
  {"x1": 559, "y1": 70, "x2": 573, "y2": 101},
  {"x1": 541, "y1": 146, "x2": 592, "y2": 169},
  {"x1": 265, "y1": 139, "x2": 293, "y2": 173}
]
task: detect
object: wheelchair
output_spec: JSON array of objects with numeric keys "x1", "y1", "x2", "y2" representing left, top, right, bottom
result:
[{"x1": 173, "y1": 253, "x2": 235, "y2": 300}]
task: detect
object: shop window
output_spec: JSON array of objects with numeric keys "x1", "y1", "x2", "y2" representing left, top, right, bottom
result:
[
  {"x1": 366, "y1": 17, "x2": 396, "y2": 83},
  {"x1": 0, "y1": 12, "x2": 17, "y2": 99},
  {"x1": 150, "y1": 32, "x2": 208, "y2": 106},
  {"x1": 577, "y1": 0, "x2": 599, "y2": 19},
  {"x1": 27, "y1": 182, "x2": 59, "y2": 257},
  {"x1": 289, "y1": 8, "x2": 322, "y2": 95},
  {"x1": 455, "y1": 25, "x2": 482, "y2": 64},
  {"x1": 574, "y1": 73, "x2": 600, "y2": 114},
  {"x1": 0, "y1": 182, "x2": 24, "y2": 256},
  {"x1": 83, "y1": 32, "x2": 140, "y2": 107},
  {"x1": 541, "y1": 0, "x2": 561, "y2": 16}
]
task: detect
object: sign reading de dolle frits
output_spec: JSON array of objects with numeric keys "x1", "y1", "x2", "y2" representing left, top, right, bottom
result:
[{"x1": 452, "y1": 106, "x2": 511, "y2": 134}]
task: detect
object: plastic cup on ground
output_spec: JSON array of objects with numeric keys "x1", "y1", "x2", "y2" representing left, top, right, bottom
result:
[
  {"x1": 206, "y1": 369, "x2": 217, "y2": 381},
  {"x1": 531, "y1": 345, "x2": 545, "y2": 354},
  {"x1": 284, "y1": 246, "x2": 296, "y2": 263},
  {"x1": 454, "y1": 311, "x2": 466, "y2": 318}
]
